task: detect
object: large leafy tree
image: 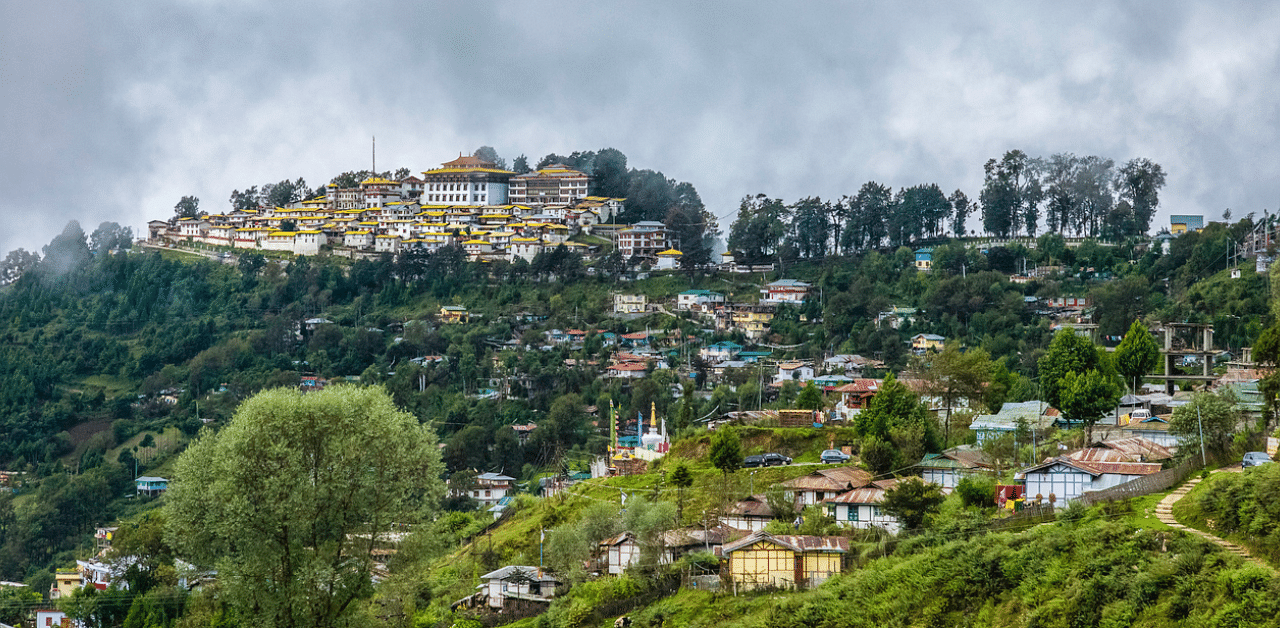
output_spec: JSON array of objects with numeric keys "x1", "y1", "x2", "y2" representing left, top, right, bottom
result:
[
  {"x1": 165, "y1": 386, "x2": 444, "y2": 628},
  {"x1": 1037, "y1": 330, "x2": 1105, "y2": 411},
  {"x1": 1116, "y1": 157, "x2": 1167, "y2": 235},
  {"x1": 881, "y1": 477, "x2": 945, "y2": 532},
  {"x1": 592, "y1": 147, "x2": 629, "y2": 197},
  {"x1": 1169, "y1": 391, "x2": 1243, "y2": 460},
  {"x1": 1057, "y1": 368, "x2": 1123, "y2": 443},
  {"x1": 855, "y1": 374, "x2": 938, "y2": 468},
  {"x1": 709, "y1": 427, "x2": 742, "y2": 480},
  {"x1": 1114, "y1": 320, "x2": 1160, "y2": 394},
  {"x1": 842, "y1": 182, "x2": 892, "y2": 251},
  {"x1": 785, "y1": 197, "x2": 832, "y2": 260},
  {"x1": 473, "y1": 146, "x2": 506, "y2": 170},
  {"x1": 914, "y1": 343, "x2": 992, "y2": 447},
  {"x1": 980, "y1": 150, "x2": 1039, "y2": 238},
  {"x1": 795, "y1": 381, "x2": 824, "y2": 411},
  {"x1": 664, "y1": 201, "x2": 716, "y2": 272},
  {"x1": 1254, "y1": 324, "x2": 1280, "y2": 430},
  {"x1": 173, "y1": 195, "x2": 200, "y2": 219},
  {"x1": 728, "y1": 194, "x2": 788, "y2": 264},
  {"x1": 948, "y1": 189, "x2": 970, "y2": 237}
]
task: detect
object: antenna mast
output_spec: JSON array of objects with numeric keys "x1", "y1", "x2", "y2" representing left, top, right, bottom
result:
[{"x1": 372, "y1": 136, "x2": 376, "y2": 175}]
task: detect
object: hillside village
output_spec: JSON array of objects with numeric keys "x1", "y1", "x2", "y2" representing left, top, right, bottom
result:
[{"x1": 2, "y1": 151, "x2": 1280, "y2": 627}]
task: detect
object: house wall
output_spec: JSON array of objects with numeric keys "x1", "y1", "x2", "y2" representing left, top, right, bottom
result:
[
  {"x1": 729, "y1": 542, "x2": 798, "y2": 590},
  {"x1": 801, "y1": 553, "x2": 843, "y2": 587},
  {"x1": 606, "y1": 541, "x2": 640, "y2": 575},
  {"x1": 722, "y1": 515, "x2": 769, "y2": 532},
  {"x1": 1023, "y1": 464, "x2": 1091, "y2": 503},
  {"x1": 829, "y1": 504, "x2": 900, "y2": 534}
]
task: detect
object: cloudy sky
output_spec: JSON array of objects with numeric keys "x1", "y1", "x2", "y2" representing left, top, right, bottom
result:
[{"x1": 3, "y1": 1, "x2": 1279, "y2": 254}]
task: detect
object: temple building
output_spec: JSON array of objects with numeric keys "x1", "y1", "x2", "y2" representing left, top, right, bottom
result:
[
  {"x1": 420, "y1": 154, "x2": 515, "y2": 206},
  {"x1": 508, "y1": 164, "x2": 590, "y2": 205}
]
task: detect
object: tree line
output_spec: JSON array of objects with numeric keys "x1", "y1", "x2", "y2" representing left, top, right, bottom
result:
[{"x1": 727, "y1": 150, "x2": 1166, "y2": 264}]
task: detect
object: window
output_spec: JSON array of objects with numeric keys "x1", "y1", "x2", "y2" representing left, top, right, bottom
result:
[{"x1": 848, "y1": 506, "x2": 858, "y2": 522}]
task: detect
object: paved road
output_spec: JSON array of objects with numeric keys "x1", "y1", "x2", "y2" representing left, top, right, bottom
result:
[{"x1": 1156, "y1": 467, "x2": 1273, "y2": 571}]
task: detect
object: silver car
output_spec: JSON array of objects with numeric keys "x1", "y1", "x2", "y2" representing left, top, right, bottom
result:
[
  {"x1": 1242, "y1": 452, "x2": 1273, "y2": 468},
  {"x1": 821, "y1": 449, "x2": 852, "y2": 464}
]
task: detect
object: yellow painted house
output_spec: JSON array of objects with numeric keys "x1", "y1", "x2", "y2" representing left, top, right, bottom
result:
[
  {"x1": 722, "y1": 531, "x2": 848, "y2": 591},
  {"x1": 728, "y1": 305, "x2": 776, "y2": 341},
  {"x1": 911, "y1": 333, "x2": 945, "y2": 352},
  {"x1": 440, "y1": 305, "x2": 470, "y2": 324}
]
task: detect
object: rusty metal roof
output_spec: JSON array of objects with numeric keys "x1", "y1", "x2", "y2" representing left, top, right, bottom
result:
[
  {"x1": 824, "y1": 487, "x2": 886, "y2": 505},
  {"x1": 1093, "y1": 437, "x2": 1173, "y2": 461},
  {"x1": 1020, "y1": 456, "x2": 1163, "y2": 477},
  {"x1": 598, "y1": 532, "x2": 636, "y2": 548},
  {"x1": 722, "y1": 531, "x2": 849, "y2": 555},
  {"x1": 1066, "y1": 448, "x2": 1134, "y2": 464},
  {"x1": 662, "y1": 524, "x2": 742, "y2": 547},
  {"x1": 779, "y1": 467, "x2": 872, "y2": 491},
  {"x1": 725, "y1": 495, "x2": 774, "y2": 518}
]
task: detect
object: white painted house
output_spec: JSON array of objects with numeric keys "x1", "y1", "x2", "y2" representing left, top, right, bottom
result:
[
  {"x1": 1018, "y1": 457, "x2": 1163, "y2": 504},
  {"x1": 823, "y1": 484, "x2": 901, "y2": 534},
  {"x1": 477, "y1": 566, "x2": 559, "y2": 609},
  {"x1": 677, "y1": 289, "x2": 726, "y2": 311},
  {"x1": 598, "y1": 532, "x2": 640, "y2": 575},
  {"x1": 471, "y1": 472, "x2": 515, "y2": 508}
]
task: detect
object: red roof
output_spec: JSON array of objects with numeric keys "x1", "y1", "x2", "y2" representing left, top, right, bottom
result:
[
  {"x1": 609, "y1": 363, "x2": 648, "y2": 372},
  {"x1": 833, "y1": 379, "x2": 882, "y2": 394}
]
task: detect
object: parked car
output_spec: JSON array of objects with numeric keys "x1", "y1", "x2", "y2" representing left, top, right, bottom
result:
[
  {"x1": 760, "y1": 453, "x2": 792, "y2": 466},
  {"x1": 1242, "y1": 451, "x2": 1273, "y2": 468},
  {"x1": 821, "y1": 449, "x2": 852, "y2": 464}
]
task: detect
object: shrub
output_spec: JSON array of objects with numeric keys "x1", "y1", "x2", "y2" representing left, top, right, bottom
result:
[{"x1": 955, "y1": 476, "x2": 996, "y2": 508}]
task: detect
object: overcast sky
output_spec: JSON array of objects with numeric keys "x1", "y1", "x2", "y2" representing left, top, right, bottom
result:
[{"x1": 4, "y1": 1, "x2": 1279, "y2": 255}]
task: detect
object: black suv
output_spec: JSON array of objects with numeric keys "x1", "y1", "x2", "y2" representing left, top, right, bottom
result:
[{"x1": 744, "y1": 453, "x2": 792, "y2": 467}]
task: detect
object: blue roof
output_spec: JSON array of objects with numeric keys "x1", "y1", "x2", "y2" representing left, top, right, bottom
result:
[{"x1": 1171, "y1": 215, "x2": 1204, "y2": 229}]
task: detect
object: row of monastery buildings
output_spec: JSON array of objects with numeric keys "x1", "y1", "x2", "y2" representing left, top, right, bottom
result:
[{"x1": 149, "y1": 155, "x2": 685, "y2": 265}]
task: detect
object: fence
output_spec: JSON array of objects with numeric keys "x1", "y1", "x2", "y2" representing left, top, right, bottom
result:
[
  {"x1": 989, "y1": 503, "x2": 1055, "y2": 530},
  {"x1": 1073, "y1": 454, "x2": 1224, "y2": 508}
]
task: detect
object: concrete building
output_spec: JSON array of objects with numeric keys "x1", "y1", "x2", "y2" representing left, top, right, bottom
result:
[
  {"x1": 508, "y1": 164, "x2": 590, "y2": 205},
  {"x1": 421, "y1": 154, "x2": 514, "y2": 206}
]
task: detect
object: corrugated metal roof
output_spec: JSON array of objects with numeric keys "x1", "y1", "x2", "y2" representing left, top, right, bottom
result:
[
  {"x1": 919, "y1": 445, "x2": 992, "y2": 470},
  {"x1": 726, "y1": 495, "x2": 773, "y2": 518},
  {"x1": 1067, "y1": 448, "x2": 1135, "y2": 464},
  {"x1": 1092, "y1": 437, "x2": 1173, "y2": 461},
  {"x1": 599, "y1": 532, "x2": 636, "y2": 548},
  {"x1": 723, "y1": 531, "x2": 848, "y2": 555},
  {"x1": 779, "y1": 467, "x2": 872, "y2": 491},
  {"x1": 824, "y1": 487, "x2": 886, "y2": 505},
  {"x1": 1020, "y1": 456, "x2": 1163, "y2": 477}
]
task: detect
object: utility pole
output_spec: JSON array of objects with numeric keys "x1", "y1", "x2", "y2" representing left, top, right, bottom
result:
[{"x1": 1197, "y1": 405, "x2": 1206, "y2": 466}]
